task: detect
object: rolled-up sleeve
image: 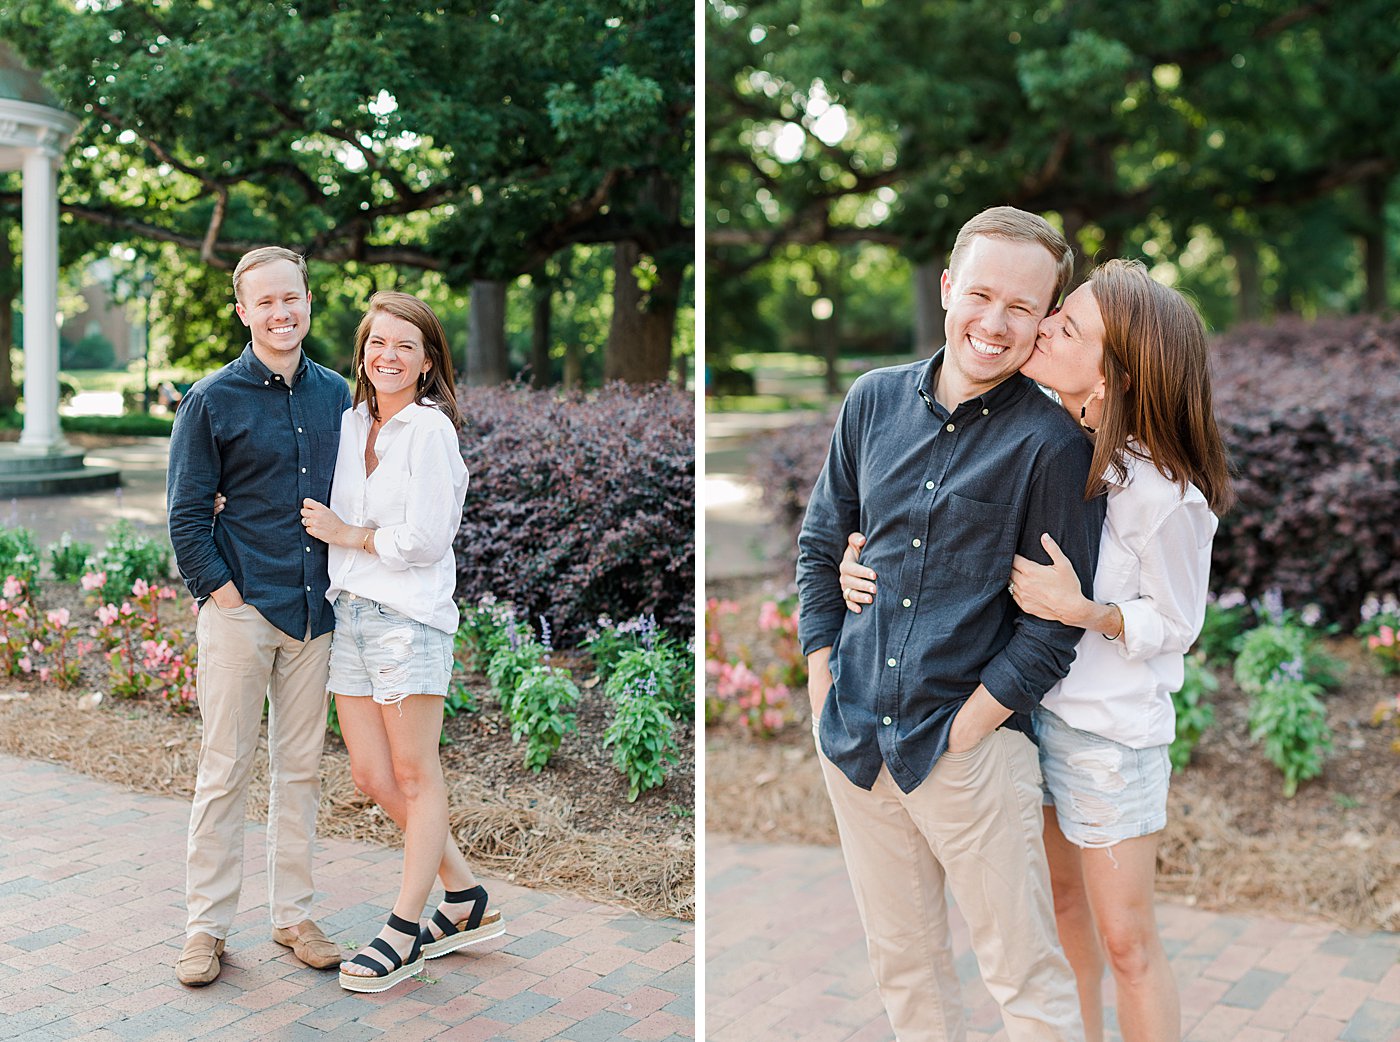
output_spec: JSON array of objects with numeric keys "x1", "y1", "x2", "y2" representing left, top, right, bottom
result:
[
  {"x1": 796, "y1": 398, "x2": 861, "y2": 656},
  {"x1": 1116, "y1": 499, "x2": 1217, "y2": 662},
  {"x1": 371, "y1": 424, "x2": 469, "y2": 570},
  {"x1": 166, "y1": 392, "x2": 232, "y2": 599},
  {"x1": 980, "y1": 435, "x2": 1105, "y2": 712}
]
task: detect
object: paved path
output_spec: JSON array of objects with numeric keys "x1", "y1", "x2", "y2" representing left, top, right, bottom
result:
[
  {"x1": 0, "y1": 438, "x2": 169, "y2": 545},
  {"x1": 707, "y1": 840, "x2": 1400, "y2": 1042},
  {"x1": 0, "y1": 754, "x2": 694, "y2": 1042}
]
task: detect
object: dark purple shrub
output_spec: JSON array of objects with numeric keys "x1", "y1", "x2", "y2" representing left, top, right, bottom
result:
[
  {"x1": 748, "y1": 408, "x2": 839, "y2": 549},
  {"x1": 454, "y1": 382, "x2": 694, "y2": 646},
  {"x1": 1210, "y1": 316, "x2": 1400, "y2": 626}
]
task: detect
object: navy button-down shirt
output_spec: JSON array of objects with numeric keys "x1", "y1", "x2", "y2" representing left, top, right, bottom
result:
[
  {"x1": 167, "y1": 345, "x2": 352, "y2": 641},
  {"x1": 797, "y1": 350, "x2": 1106, "y2": 793}
]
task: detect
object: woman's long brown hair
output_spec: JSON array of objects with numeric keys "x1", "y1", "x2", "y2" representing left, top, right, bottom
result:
[
  {"x1": 1086, "y1": 259, "x2": 1234, "y2": 513},
  {"x1": 352, "y1": 291, "x2": 463, "y2": 429}
]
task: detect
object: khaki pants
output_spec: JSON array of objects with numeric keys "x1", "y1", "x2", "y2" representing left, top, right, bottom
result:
[
  {"x1": 818, "y1": 728, "x2": 1083, "y2": 1042},
  {"x1": 185, "y1": 601, "x2": 331, "y2": 939}
]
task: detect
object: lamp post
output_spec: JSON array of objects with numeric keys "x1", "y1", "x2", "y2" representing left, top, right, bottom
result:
[{"x1": 138, "y1": 271, "x2": 154, "y2": 414}]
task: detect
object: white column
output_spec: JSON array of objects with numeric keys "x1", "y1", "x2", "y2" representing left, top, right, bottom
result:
[{"x1": 19, "y1": 143, "x2": 64, "y2": 451}]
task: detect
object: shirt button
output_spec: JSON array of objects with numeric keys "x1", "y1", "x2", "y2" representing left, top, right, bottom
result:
[
  {"x1": 301, "y1": 467, "x2": 307, "y2": 473},
  {"x1": 304, "y1": 546, "x2": 310, "y2": 553},
  {"x1": 887, "y1": 657, "x2": 897, "y2": 667},
  {"x1": 946, "y1": 423, "x2": 955, "y2": 432},
  {"x1": 912, "y1": 538, "x2": 921, "y2": 548},
  {"x1": 882, "y1": 716, "x2": 893, "y2": 726},
  {"x1": 297, "y1": 427, "x2": 303, "y2": 433},
  {"x1": 925, "y1": 480, "x2": 935, "y2": 490},
  {"x1": 982, "y1": 408, "x2": 990, "y2": 416},
  {"x1": 902, "y1": 598, "x2": 911, "y2": 607},
  {"x1": 305, "y1": 585, "x2": 311, "y2": 592}
]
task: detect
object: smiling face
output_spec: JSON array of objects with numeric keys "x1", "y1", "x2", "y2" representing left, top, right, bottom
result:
[
  {"x1": 362, "y1": 310, "x2": 430, "y2": 416},
  {"x1": 1021, "y1": 282, "x2": 1107, "y2": 409},
  {"x1": 939, "y1": 235, "x2": 1059, "y2": 402},
  {"x1": 234, "y1": 258, "x2": 311, "y2": 372}
]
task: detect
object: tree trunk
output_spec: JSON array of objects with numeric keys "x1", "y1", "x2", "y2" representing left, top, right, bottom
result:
[
  {"x1": 562, "y1": 340, "x2": 583, "y2": 389},
  {"x1": 815, "y1": 264, "x2": 841, "y2": 397},
  {"x1": 530, "y1": 270, "x2": 552, "y2": 388},
  {"x1": 911, "y1": 260, "x2": 944, "y2": 355},
  {"x1": 0, "y1": 226, "x2": 17, "y2": 411},
  {"x1": 604, "y1": 240, "x2": 680, "y2": 384},
  {"x1": 1362, "y1": 175, "x2": 1390, "y2": 312},
  {"x1": 465, "y1": 279, "x2": 509, "y2": 386},
  {"x1": 1230, "y1": 238, "x2": 1262, "y2": 323}
]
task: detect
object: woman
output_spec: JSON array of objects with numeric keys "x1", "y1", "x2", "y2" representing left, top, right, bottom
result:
[
  {"x1": 302, "y1": 292, "x2": 505, "y2": 992},
  {"x1": 837, "y1": 259, "x2": 1232, "y2": 1042}
]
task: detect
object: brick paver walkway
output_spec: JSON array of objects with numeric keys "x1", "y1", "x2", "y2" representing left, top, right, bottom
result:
[
  {"x1": 708, "y1": 840, "x2": 1400, "y2": 1042},
  {"x1": 0, "y1": 754, "x2": 694, "y2": 1042}
]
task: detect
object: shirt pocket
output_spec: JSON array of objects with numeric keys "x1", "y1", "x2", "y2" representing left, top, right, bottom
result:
[{"x1": 933, "y1": 491, "x2": 1017, "y2": 581}]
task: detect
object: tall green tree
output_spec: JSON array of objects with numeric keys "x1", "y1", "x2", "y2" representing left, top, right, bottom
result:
[{"x1": 1, "y1": 0, "x2": 692, "y2": 381}]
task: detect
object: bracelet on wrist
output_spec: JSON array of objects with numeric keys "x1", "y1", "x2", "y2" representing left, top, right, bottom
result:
[
  {"x1": 361, "y1": 528, "x2": 374, "y2": 553},
  {"x1": 1104, "y1": 602, "x2": 1124, "y2": 641}
]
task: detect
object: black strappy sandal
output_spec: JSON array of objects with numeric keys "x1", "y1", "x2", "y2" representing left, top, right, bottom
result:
[
  {"x1": 338, "y1": 912, "x2": 425, "y2": 993},
  {"x1": 419, "y1": 885, "x2": 507, "y2": 959}
]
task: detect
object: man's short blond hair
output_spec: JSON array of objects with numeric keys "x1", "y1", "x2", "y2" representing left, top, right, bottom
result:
[
  {"x1": 232, "y1": 246, "x2": 309, "y2": 304},
  {"x1": 948, "y1": 207, "x2": 1074, "y2": 309}
]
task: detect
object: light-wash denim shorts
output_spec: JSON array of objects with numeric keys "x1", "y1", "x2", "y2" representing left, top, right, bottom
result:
[
  {"x1": 328, "y1": 593, "x2": 453, "y2": 704},
  {"x1": 1033, "y1": 707, "x2": 1170, "y2": 849}
]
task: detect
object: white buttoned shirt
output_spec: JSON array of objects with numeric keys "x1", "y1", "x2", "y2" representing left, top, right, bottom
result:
[
  {"x1": 1039, "y1": 448, "x2": 1218, "y2": 749},
  {"x1": 325, "y1": 401, "x2": 469, "y2": 634}
]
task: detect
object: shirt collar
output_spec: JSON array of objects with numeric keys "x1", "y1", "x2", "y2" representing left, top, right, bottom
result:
[
  {"x1": 241, "y1": 343, "x2": 308, "y2": 386},
  {"x1": 918, "y1": 347, "x2": 1032, "y2": 415},
  {"x1": 354, "y1": 399, "x2": 434, "y2": 424}
]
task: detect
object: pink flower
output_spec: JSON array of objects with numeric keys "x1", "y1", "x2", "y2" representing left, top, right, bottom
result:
[
  {"x1": 97, "y1": 604, "x2": 120, "y2": 626},
  {"x1": 1380, "y1": 625, "x2": 1395, "y2": 645},
  {"x1": 2, "y1": 577, "x2": 21, "y2": 600},
  {"x1": 75, "y1": 640, "x2": 94, "y2": 656},
  {"x1": 762, "y1": 709, "x2": 784, "y2": 730},
  {"x1": 758, "y1": 601, "x2": 782, "y2": 632},
  {"x1": 38, "y1": 667, "x2": 50, "y2": 683},
  {"x1": 80, "y1": 571, "x2": 106, "y2": 591},
  {"x1": 30, "y1": 639, "x2": 42, "y2": 653},
  {"x1": 46, "y1": 608, "x2": 70, "y2": 628},
  {"x1": 18, "y1": 656, "x2": 31, "y2": 673},
  {"x1": 131, "y1": 579, "x2": 149, "y2": 598}
]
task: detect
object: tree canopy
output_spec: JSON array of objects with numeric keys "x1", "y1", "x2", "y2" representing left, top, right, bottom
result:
[
  {"x1": 708, "y1": 0, "x2": 1400, "y2": 363},
  {"x1": 0, "y1": 0, "x2": 692, "y2": 379}
]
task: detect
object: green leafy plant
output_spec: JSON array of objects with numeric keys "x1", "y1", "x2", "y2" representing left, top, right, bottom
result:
[
  {"x1": 1169, "y1": 653, "x2": 1217, "y2": 772},
  {"x1": 1235, "y1": 623, "x2": 1337, "y2": 797},
  {"x1": 603, "y1": 675, "x2": 680, "y2": 801},
  {"x1": 1194, "y1": 597, "x2": 1251, "y2": 666},
  {"x1": 589, "y1": 613, "x2": 695, "y2": 720},
  {"x1": 507, "y1": 663, "x2": 579, "y2": 772},
  {"x1": 47, "y1": 534, "x2": 95, "y2": 583},
  {"x1": 0, "y1": 528, "x2": 42, "y2": 591},
  {"x1": 92, "y1": 521, "x2": 172, "y2": 603},
  {"x1": 486, "y1": 630, "x2": 546, "y2": 718}
]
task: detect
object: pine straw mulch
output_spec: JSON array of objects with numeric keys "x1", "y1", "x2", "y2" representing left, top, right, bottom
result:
[
  {"x1": 706, "y1": 577, "x2": 1400, "y2": 933},
  {"x1": 0, "y1": 586, "x2": 694, "y2": 921}
]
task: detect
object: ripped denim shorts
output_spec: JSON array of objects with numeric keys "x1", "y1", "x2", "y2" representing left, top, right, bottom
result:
[
  {"x1": 328, "y1": 593, "x2": 453, "y2": 704},
  {"x1": 1033, "y1": 707, "x2": 1170, "y2": 849}
]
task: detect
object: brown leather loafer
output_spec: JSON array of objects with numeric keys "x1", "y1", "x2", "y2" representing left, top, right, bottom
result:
[
  {"x1": 177, "y1": 932, "x2": 225, "y2": 986},
  {"x1": 272, "y1": 920, "x2": 343, "y2": 969}
]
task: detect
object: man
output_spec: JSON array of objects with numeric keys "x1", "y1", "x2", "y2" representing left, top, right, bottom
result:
[
  {"x1": 796, "y1": 207, "x2": 1104, "y2": 1041},
  {"x1": 167, "y1": 247, "x2": 352, "y2": 986}
]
